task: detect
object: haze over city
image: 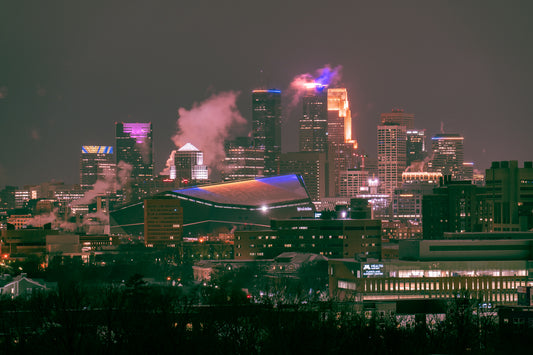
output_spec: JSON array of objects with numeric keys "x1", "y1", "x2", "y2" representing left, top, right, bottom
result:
[
  {"x1": 3, "y1": 2, "x2": 533, "y2": 352},
  {"x1": 1, "y1": 0, "x2": 533, "y2": 187}
]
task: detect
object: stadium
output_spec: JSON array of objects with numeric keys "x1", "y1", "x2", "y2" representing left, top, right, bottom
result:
[{"x1": 110, "y1": 174, "x2": 316, "y2": 237}]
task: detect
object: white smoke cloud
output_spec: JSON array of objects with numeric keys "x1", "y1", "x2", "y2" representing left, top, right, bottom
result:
[
  {"x1": 23, "y1": 206, "x2": 111, "y2": 234},
  {"x1": 170, "y1": 91, "x2": 247, "y2": 171},
  {"x1": 137, "y1": 141, "x2": 151, "y2": 164},
  {"x1": 161, "y1": 150, "x2": 176, "y2": 176},
  {"x1": 406, "y1": 152, "x2": 434, "y2": 172},
  {"x1": 84, "y1": 210, "x2": 110, "y2": 225},
  {"x1": 25, "y1": 209, "x2": 59, "y2": 228},
  {"x1": 71, "y1": 161, "x2": 132, "y2": 207},
  {"x1": 80, "y1": 210, "x2": 109, "y2": 235},
  {"x1": 71, "y1": 175, "x2": 114, "y2": 207},
  {"x1": 58, "y1": 219, "x2": 78, "y2": 232},
  {"x1": 71, "y1": 180, "x2": 112, "y2": 207},
  {"x1": 24, "y1": 209, "x2": 77, "y2": 232},
  {"x1": 117, "y1": 161, "x2": 133, "y2": 188}
]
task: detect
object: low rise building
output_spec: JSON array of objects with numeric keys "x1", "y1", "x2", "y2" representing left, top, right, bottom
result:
[
  {"x1": 235, "y1": 218, "x2": 381, "y2": 260},
  {"x1": 0, "y1": 273, "x2": 49, "y2": 298},
  {"x1": 329, "y1": 237, "x2": 533, "y2": 304}
]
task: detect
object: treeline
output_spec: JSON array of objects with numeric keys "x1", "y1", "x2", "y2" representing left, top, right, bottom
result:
[{"x1": 1, "y1": 281, "x2": 532, "y2": 354}]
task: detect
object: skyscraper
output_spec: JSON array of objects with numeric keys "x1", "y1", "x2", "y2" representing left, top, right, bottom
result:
[
  {"x1": 223, "y1": 137, "x2": 264, "y2": 181},
  {"x1": 339, "y1": 169, "x2": 369, "y2": 198},
  {"x1": 380, "y1": 109, "x2": 414, "y2": 129},
  {"x1": 172, "y1": 143, "x2": 208, "y2": 184},
  {"x1": 406, "y1": 129, "x2": 426, "y2": 167},
  {"x1": 377, "y1": 124, "x2": 407, "y2": 195},
  {"x1": 252, "y1": 89, "x2": 282, "y2": 176},
  {"x1": 429, "y1": 133, "x2": 464, "y2": 179},
  {"x1": 115, "y1": 122, "x2": 153, "y2": 201},
  {"x1": 327, "y1": 88, "x2": 358, "y2": 196},
  {"x1": 461, "y1": 162, "x2": 474, "y2": 181},
  {"x1": 80, "y1": 145, "x2": 115, "y2": 190},
  {"x1": 299, "y1": 83, "x2": 328, "y2": 152},
  {"x1": 327, "y1": 88, "x2": 356, "y2": 148},
  {"x1": 280, "y1": 152, "x2": 327, "y2": 201}
]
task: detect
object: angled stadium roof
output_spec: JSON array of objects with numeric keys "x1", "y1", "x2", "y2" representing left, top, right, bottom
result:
[
  {"x1": 110, "y1": 174, "x2": 315, "y2": 237},
  {"x1": 167, "y1": 174, "x2": 311, "y2": 207}
]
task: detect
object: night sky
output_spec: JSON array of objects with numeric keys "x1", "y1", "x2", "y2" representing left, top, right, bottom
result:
[{"x1": 1, "y1": 0, "x2": 532, "y2": 187}]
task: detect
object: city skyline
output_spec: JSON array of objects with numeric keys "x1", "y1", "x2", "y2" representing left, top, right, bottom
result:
[{"x1": 1, "y1": 1, "x2": 533, "y2": 187}]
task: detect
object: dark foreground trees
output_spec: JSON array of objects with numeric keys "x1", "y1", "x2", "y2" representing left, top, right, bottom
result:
[{"x1": 0, "y1": 284, "x2": 532, "y2": 354}]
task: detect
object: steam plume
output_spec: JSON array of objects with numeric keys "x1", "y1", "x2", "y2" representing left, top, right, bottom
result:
[
  {"x1": 170, "y1": 91, "x2": 246, "y2": 170},
  {"x1": 287, "y1": 64, "x2": 343, "y2": 108},
  {"x1": 24, "y1": 209, "x2": 77, "y2": 232},
  {"x1": 25, "y1": 209, "x2": 59, "y2": 227},
  {"x1": 406, "y1": 152, "x2": 434, "y2": 172},
  {"x1": 71, "y1": 161, "x2": 132, "y2": 206},
  {"x1": 117, "y1": 161, "x2": 133, "y2": 187},
  {"x1": 83, "y1": 210, "x2": 110, "y2": 227},
  {"x1": 161, "y1": 150, "x2": 176, "y2": 176},
  {"x1": 137, "y1": 141, "x2": 151, "y2": 164}
]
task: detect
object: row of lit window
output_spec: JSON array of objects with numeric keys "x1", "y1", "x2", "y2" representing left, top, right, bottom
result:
[{"x1": 362, "y1": 279, "x2": 527, "y2": 293}]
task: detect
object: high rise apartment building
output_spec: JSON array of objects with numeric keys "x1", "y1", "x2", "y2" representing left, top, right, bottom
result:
[{"x1": 252, "y1": 89, "x2": 282, "y2": 176}]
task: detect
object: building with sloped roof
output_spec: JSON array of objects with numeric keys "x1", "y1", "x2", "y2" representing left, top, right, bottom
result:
[
  {"x1": 0, "y1": 273, "x2": 49, "y2": 298},
  {"x1": 110, "y1": 174, "x2": 315, "y2": 238}
]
